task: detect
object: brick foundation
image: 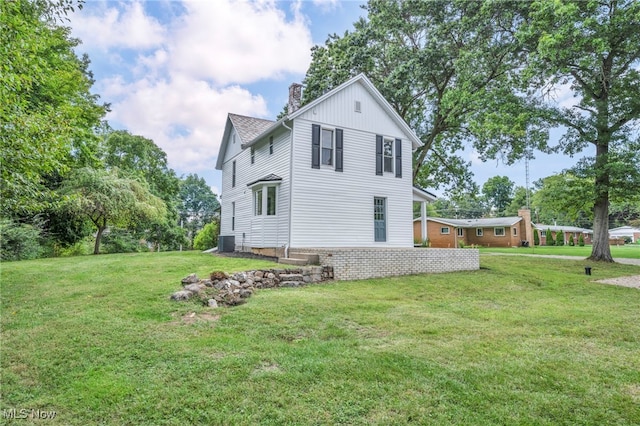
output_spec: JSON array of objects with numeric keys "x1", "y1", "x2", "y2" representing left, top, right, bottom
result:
[{"x1": 290, "y1": 248, "x2": 479, "y2": 281}]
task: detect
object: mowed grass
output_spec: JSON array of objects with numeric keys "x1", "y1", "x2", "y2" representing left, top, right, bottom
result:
[
  {"x1": 1, "y1": 252, "x2": 639, "y2": 425},
  {"x1": 480, "y1": 244, "x2": 640, "y2": 259}
]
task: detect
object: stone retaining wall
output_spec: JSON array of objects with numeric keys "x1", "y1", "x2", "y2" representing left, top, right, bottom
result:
[{"x1": 290, "y1": 248, "x2": 479, "y2": 281}]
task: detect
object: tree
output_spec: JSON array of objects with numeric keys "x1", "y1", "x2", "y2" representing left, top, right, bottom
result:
[
  {"x1": 101, "y1": 130, "x2": 182, "y2": 250},
  {"x1": 1, "y1": 0, "x2": 107, "y2": 215},
  {"x1": 302, "y1": 0, "x2": 542, "y2": 194},
  {"x1": 519, "y1": 0, "x2": 640, "y2": 261},
  {"x1": 555, "y1": 231, "x2": 564, "y2": 246},
  {"x1": 482, "y1": 176, "x2": 515, "y2": 216},
  {"x1": 178, "y1": 174, "x2": 220, "y2": 249},
  {"x1": 569, "y1": 234, "x2": 575, "y2": 246},
  {"x1": 531, "y1": 173, "x2": 594, "y2": 228},
  {"x1": 545, "y1": 228, "x2": 554, "y2": 246},
  {"x1": 578, "y1": 234, "x2": 585, "y2": 247},
  {"x1": 504, "y1": 186, "x2": 531, "y2": 217},
  {"x1": 193, "y1": 221, "x2": 219, "y2": 251},
  {"x1": 533, "y1": 229, "x2": 540, "y2": 246},
  {"x1": 59, "y1": 168, "x2": 166, "y2": 254}
]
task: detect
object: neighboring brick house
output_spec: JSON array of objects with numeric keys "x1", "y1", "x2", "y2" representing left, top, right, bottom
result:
[
  {"x1": 415, "y1": 209, "x2": 533, "y2": 248},
  {"x1": 609, "y1": 226, "x2": 640, "y2": 243},
  {"x1": 535, "y1": 225, "x2": 593, "y2": 245}
]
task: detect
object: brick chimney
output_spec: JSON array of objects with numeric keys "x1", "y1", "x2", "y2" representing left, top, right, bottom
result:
[
  {"x1": 288, "y1": 83, "x2": 302, "y2": 114},
  {"x1": 518, "y1": 208, "x2": 533, "y2": 244}
]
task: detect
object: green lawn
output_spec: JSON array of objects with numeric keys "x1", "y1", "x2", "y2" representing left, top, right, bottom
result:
[
  {"x1": 480, "y1": 244, "x2": 640, "y2": 259},
  {"x1": 2, "y1": 252, "x2": 639, "y2": 425}
]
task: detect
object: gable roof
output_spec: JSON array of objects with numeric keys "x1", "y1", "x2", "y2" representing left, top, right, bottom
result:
[
  {"x1": 229, "y1": 114, "x2": 275, "y2": 147},
  {"x1": 216, "y1": 73, "x2": 423, "y2": 170},
  {"x1": 215, "y1": 113, "x2": 275, "y2": 170},
  {"x1": 421, "y1": 216, "x2": 523, "y2": 228},
  {"x1": 242, "y1": 73, "x2": 423, "y2": 150}
]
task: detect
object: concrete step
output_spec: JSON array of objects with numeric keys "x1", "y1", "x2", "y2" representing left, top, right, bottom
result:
[
  {"x1": 278, "y1": 257, "x2": 309, "y2": 266},
  {"x1": 288, "y1": 252, "x2": 320, "y2": 265}
]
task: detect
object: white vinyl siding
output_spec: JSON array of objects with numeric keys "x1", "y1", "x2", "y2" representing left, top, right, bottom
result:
[
  {"x1": 289, "y1": 117, "x2": 413, "y2": 247},
  {"x1": 219, "y1": 130, "x2": 290, "y2": 249}
]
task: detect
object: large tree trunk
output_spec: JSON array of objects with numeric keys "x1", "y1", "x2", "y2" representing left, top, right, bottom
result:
[
  {"x1": 94, "y1": 225, "x2": 106, "y2": 255},
  {"x1": 588, "y1": 141, "x2": 614, "y2": 262}
]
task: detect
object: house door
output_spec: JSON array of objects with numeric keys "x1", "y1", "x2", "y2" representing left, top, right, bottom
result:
[{"x1": 374, "y1": 197, "x2": 386, "y2": 242}]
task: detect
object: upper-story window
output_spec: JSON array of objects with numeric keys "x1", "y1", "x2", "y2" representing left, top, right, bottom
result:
[
  {"x1": 376, "y1": 135, "x2": 402, "y2": 178},
  {"x1": 250, "y1": 147, "x2": 255, "y2": 164},
  {"x1": 383, "y1": 138, "x2": 393, "y2": 173},
  {"x1": 269, "y1": 136, "x2": 274, "y2": 154},
  {"x1": 312, "y1": 124, "x2": 343, "y2": 172},
  {"x1": 322, "y1": 129, "x2": 333, "y2": 166},
  {"x1": 232, "y1": 160, "x2": 236, "y2": 187}
]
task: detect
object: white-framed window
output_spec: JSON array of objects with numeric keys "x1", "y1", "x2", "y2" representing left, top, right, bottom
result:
[
  {"x1": 253, "y1": 185, "x2": 278, "y2": 216},
  {"x1": 231, "y1": 202, "x2": 235, "y2": 231},
  {"x1": 457, "y1": 228, "x2": 464, "y2": 237},
  {"x1": 476, "y1": 228, "x2": 483, "y2": 237},
  {"x1": 254, "y1": 190, "x2": 262, "y2": 215},
  {"x1": 267, "y1": 186, "x2": 276, "y2": 215},
  {"x1": 494, "y1": 227, "x2": 505, "y2": 236},
  {"x1": 383, "y1": 138, "x2": 393, "y2": 173},
  {"x1": 250, "y1": 147, "x2": 255, "y2": 164},
  {"x1": 232, "y1": 160, "x2": 236, "y2": 187},
  {"x1": 321, "y1": 128, "x2": 333, "y2": 166},
  {"x1": 441, "y1": 227, "x2": 450, "y2": 235},
  {"x1": 512, "y1": 227, "x2": 518, "y2": 236},
  {"x1": 269, "y1": 136, "x2": 274, "y2": 154}
]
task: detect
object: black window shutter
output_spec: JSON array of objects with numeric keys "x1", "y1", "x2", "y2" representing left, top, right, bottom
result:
[
  {"x1": 311, "y1": 124, "x2": 320, "y2": 169},
  {"x1": 335, "y1": 128, "x2": 343, "y2": 172},
  {"x1": 375, "y1": 135, "x2": 383, "y2": 176},
  {"x1": 395, "y1": 138, "x2": 402, "y2": 178}
]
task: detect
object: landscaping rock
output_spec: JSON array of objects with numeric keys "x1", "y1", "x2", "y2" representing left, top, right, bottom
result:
[
  {"x1": 171, "y1": 266, "x2": 334, "y2": 307},
  {"x1": 181, "y1": 273, "x2": 199, "y2": 285},
  {"x1": 183, "y1": 283, "x2": 203, "y2": 293},
  {"x1": 171, "y1": 290, "x2": 193, "y2": 301}
]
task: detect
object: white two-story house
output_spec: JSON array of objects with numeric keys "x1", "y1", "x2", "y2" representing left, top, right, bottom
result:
[{"x1": 216, "y1": 73, "x2": 434, "y2": 257}]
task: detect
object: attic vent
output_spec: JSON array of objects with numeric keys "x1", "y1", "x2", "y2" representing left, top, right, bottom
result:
[{"x1": 354, "y1": 100, "x2": 361, "y2": 113}]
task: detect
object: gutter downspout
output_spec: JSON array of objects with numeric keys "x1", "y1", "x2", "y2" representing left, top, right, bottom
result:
[{"x1": 282, "y1": 120, "x2": 293, "y2": 258}]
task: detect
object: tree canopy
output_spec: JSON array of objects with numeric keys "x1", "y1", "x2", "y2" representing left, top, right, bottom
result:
[
  {"x1": 302, "y1": 0, "x2": 541, "y2": 194},
  {"x1": 518, "y1": 0, "x2": 640, "y2": 260},
  {"x1": 59, "y1": 167, "x2": 166, "y2": 254},
  {"x1": 1, "y1": 0, "x2": 107, "y2": 215}
]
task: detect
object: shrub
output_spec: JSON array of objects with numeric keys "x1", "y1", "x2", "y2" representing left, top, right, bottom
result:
[
  {"x1": 545, "y1": 228, "x2": 555, "y2": 246},
  {"x1": 578, "y1": 234, "x2": 585, "y2": 246},
  {"x1": 533, "y1": 229, "x2": 540, "y2": 246},
  {"x1": 568, "y1": 234, "x2": 575, "y2": 246},
  {"x1": 101, "y1": 229, "x2": 146, "y2": 254},
  {"x1": 556, "y1": 231, "x2": 564, "y2": 246},
  {"x1": 458, "y1": 240, "x2": 465, "y2": 248},
  {"x1": 0, "y1": 219, "x2": 43, "y2": 261},
  {"x1": 193, "y1": 221, "x2": 219, "y2": 251}
]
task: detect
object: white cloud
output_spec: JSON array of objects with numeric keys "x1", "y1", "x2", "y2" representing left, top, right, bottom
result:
[
  {"x1": 168, "y1": 0, "x2": 313, "y2": 84},
  {"x1": 70, "y1": 0, "x2": 315, "y2": 178},
  {"x1": 107, "y1": 76, "x2": 269, "y2": 172},
  {"x1": 72, "y1": 1, "x2": 165, "y2": 50}
]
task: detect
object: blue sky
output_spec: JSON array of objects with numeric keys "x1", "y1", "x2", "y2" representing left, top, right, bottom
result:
[{"x1": 69, "y1": 0, "x2": 585, "y2": 198}]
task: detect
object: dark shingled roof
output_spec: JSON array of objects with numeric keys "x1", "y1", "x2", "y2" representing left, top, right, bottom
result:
[
  {"x1": 246, "y1": 174, "x2": 283, "y2": 187},
  {"x1": 228, "y1": 113, "x2": 275, "y2": 145}
]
